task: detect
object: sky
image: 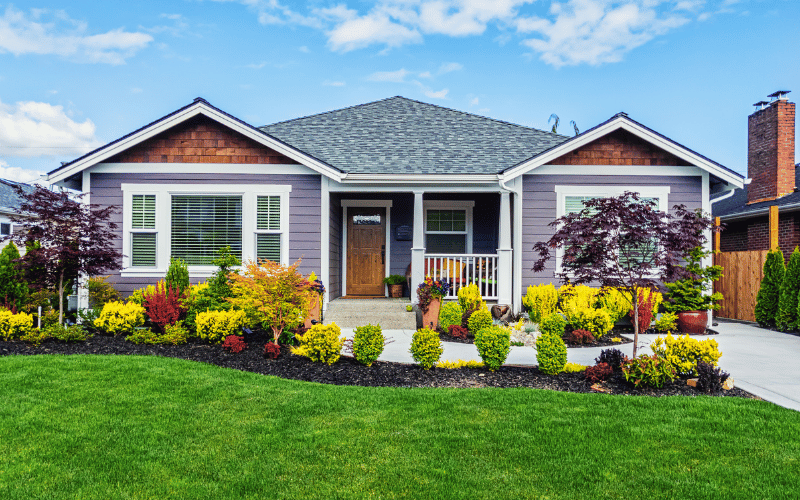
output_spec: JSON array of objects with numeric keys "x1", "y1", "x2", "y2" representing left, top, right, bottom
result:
[{"x1": 0, "y1": 0, "x2": 798, "y2": 183}]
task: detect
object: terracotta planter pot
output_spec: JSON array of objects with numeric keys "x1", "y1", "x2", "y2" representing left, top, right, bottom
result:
[
  {"x1": 677, "y1": 310, "x2": 708, "y2": 334},
  {"x1": 421, "y1": 297, "x2": 441, "y2": 331},
  {"x1": 388, "y1": 284, "x2": 403, "y2": 298},
  {"x1": 304, "y1": 293, "x2": 321, "y2": 330}
]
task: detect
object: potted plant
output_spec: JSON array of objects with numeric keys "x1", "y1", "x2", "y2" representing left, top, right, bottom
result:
[
  {"x1": 417, "y1": 276, "x2": 450, "y2": 330},
  {"x1": 383, "y1": 274, "x2": 406, "y2": 298},
  {"x1": 663, "y1": 247, "x2": 723, "y2": 334}
]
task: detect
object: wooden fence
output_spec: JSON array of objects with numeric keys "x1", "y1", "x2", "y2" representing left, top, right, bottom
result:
[{"x1": 713, "y1": 250, "x2": 768, "y2": 322}]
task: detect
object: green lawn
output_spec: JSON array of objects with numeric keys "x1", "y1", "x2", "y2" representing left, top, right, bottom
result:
[{"x1": 1, "y1": 355, "x2": 799, "y2": 499}]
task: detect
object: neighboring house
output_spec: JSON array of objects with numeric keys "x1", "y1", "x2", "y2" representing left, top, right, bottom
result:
[
  {"x1": 713, "y1": 91, "x2": 797, "y2": 256},
  {"x1": 0, "y1": 178, "x2": 36, "y2": 249},
  {"x1": 46, "y1": 96, "x2": 744, "y2": 313}
]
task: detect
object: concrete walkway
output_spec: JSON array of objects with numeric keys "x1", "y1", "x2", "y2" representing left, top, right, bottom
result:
[{"x1": 341, "y1": 319, "x2": 800, "y2": 412}]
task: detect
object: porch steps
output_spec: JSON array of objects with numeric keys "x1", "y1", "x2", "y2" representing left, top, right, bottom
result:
[{"x1": 324, "y1": 298, "x2": 416, "y2": 330}]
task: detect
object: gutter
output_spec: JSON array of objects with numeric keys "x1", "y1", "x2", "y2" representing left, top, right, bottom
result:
[{"x1": 720, "y1": 201, "x2": 800, "y2": 221}]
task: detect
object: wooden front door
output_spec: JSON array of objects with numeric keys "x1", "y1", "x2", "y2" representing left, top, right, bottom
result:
[{"x1": 347, "y1": 208, "x2": 386, "y2": 296}]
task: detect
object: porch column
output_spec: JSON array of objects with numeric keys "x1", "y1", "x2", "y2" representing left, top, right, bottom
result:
[
  {"x1": 497, "y1": 191, "x2": 513, "y2": 306},
  {"x1": 411, "y1": 190, "x2": 425, "y2": 304}
]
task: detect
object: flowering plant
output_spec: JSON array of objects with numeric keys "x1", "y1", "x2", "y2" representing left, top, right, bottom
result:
[
  {"x1": 416, "y1": 276, "x2": 451, "y2": 314},
  {"x1": 308, "y1": 271, "x2": 326, "y2": 296}
]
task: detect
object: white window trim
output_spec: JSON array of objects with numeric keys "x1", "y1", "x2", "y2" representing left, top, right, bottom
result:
[
  {"x1": 121, "y1": 183, "x2": 291, "y2": 278},
  {"x1": 423, "y1": 200, "x2": 475, "y2": 254},
  {"x1": 554, "y1": 185, "x2": 670, "y2": 274}
]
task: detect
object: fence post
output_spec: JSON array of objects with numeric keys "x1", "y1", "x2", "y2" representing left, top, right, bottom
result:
[{"x1": 769, "y1": 205, "x2": 779, "y2": 250}]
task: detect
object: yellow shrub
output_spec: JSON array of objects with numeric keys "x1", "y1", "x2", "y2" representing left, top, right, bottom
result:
[
  {"x1": 563, "y1": 362, "x2": 588, "y2": 373},
  {"x1": 94, "y1": 301, "x2": 145, "y2": 336},
  {"x1": 292, "y1": 323, "x2": 344, "y2": 365},
  {"x1": 457, "y1": 283, "x2": 485, "y2": 312},
  {"x1": 196, "y1": 309, "x2": 247, "y2": 344},
  {"x1": 0, "y1": 310, "x2": 34, "y2": 341},
  {"x1": 436, "y1": 359, "x2": 485, "y2": 369},
  {"x1": 559, "y1": 284, "x2": 599, "y2": 311},
  {"x1": 522, "y1": 283, "x2": 558, "y2": 323},
  {"x1": 597, "y1": 288, "x2": 631, "y2": 324},
  {"x1": 563, "y1": 304, "x2": 613, "y2": 339},
  {"x1": 127, "y1": 285, "x2": 156, "y2": 306},
  {"x1": 650, "y1": 334, "x2": 722, "y2": 376}
]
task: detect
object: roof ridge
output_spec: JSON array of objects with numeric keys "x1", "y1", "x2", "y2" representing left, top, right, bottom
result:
[{"x1": 261, "y1": 96, "x2": 401, "y2": 128}]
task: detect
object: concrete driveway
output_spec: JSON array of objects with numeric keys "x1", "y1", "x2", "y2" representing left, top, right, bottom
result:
[{"x1": 342, "y1": 319, "x2": 800, "y2": 411}]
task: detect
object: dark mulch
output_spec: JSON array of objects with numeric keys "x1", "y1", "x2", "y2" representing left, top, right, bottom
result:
[{"x1": 0, "y1": 334, "x2": 757, "y2": 399}]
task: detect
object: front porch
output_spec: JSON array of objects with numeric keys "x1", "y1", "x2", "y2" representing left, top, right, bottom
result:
[{"x1": 328, "y1": 188, "x2": 516, "y2": 308}]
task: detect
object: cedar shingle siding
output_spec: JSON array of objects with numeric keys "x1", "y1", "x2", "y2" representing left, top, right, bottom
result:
[{"x1": 546, "y1": 130, "x2": 693, "y2": 167}]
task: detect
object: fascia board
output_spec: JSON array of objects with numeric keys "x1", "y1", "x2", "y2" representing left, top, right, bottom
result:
[
  {"x1": 501, "y1": 117, "x2": 744, "y2": 189},
  {"x1": 48, "y1": 102, "x2": 343, "y2": 184},
  {"x1": 342, "y1": 174, "x2": 499, "y2": 184}
]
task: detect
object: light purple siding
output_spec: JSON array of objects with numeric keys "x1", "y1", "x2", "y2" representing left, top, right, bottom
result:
[
  {"x1": 521, "y1": 174, "x2": 703, "y2": 293},
  {"x1": 91, "y1": 172, "x2": 321, "y2": 295}
]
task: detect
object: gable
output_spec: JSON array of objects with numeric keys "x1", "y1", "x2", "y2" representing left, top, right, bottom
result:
[
  {"x1": 545, "y1": 129, "x2": 692, "y2": 166},
  {"x1": 106, "y1": 115, "x2": 299, "y2": 165}
]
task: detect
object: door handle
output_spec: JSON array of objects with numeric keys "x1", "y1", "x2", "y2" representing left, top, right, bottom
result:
[{"x1": 381, "y1": 244, "x2": 385, "y2": 265}]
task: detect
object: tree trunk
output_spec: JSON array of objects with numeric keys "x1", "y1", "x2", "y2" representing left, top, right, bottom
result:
[
  {"x1": 58, "y1": 271, "x2": 64, "y2": 326},
  {"x1": 632, "y1": 289, "x2": 639, "y2": 358}
]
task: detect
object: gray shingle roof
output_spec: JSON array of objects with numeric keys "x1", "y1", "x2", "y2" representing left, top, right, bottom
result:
[
  {"x1": 261, "y1": 96, "x2": 569, "y2": 175},
  {"x1": 0, "y1": 178, "x2": 35, "y2": 212},
  {"x1": 713, "y1": 164, "x2": 800, "y2": 219}
]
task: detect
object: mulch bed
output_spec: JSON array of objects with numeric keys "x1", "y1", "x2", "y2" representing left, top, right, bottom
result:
[{"x1": 0, "y1": 334, "x2": 757, "y2": 399}]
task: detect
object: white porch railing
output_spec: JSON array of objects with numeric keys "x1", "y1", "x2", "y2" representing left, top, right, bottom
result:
[{"x1": 423, "y1": 253, "x2": 499, "y2": 300}]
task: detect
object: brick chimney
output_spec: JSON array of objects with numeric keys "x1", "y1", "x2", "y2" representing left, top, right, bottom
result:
[{"x1": 748, "y1": 91, "x2": 796, "y2": 204}]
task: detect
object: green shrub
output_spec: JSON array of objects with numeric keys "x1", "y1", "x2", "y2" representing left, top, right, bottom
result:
[
  {"x1": 293, "y1": 323, "x2": 344, "y2": 365},
  {"x1": 165, "y1": 258, "x2": 190, "y2": 296},
  {"x1": 94, "y1": 301, "x2": 145, "y2": 336},
  {"x1": 522, "y1": 283, "x2": 558, "y2": 323},
  {"x1": 352, "y1": 324, "x2": 385, "y2": 367},
  {"x1": 0, "y1": 242, "x2": 29, "y2": 313},
  {"x1": 650, "y1": 334, "x2": 722, "y2": 377},
  {"x1": 777, "y1": 247, "x2": 800, "y2": 331},
  {"x1": 563, "y1": 306, "x2": 613, "y2": 339},
  {"x1": 196, "y1": 309, "x2": 247, "y2": 344},
  {"x1": 539, "y1": 312, "x2": 567, "y2": 337},
  {"x1": 653, "y1": 312, "x2": 678, "y2": 333},
  {"x1": 409, "y1": 328, "x2": 443, "y2": 370},
  {"x1": 87, "y1": 275, "x2": 120, "y2": 309},
  {"x1": 0, "y1": 310, "x2": 34, "y2": 341},
  {"x1": 622, "y1": 354, "x2": 677, "y2": 388},
  {"x1": 457, "y1": 283, "x2": 485, "y2": 312},
  {"x1": 755, "y1": 249, "x2": 784, "y2": 327},
  {"x1": 467, "y1": 308, "x2": 492, "y2": 336},
  {"x1": 438, "y1": 301, "x2": 463, "y2": 331},
  {"x1": 474, "y1": 325, "x2": 510, "y2": 371},
  {"x1": 47, "y1": 324, "x2": 92, "y2": 342},
  {"x1": 536, "y1": 330, "x2": 567, "y2": 375},
  {"x1": 19, "y1": 327, "x2": 49, "y2": 346}
]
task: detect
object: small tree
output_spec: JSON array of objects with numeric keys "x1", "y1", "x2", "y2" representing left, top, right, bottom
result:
[
  {"x1": 755, "y1": 249, "x2": 785, "y2": 327},
  {"x1": 777, "y1": 247, "x2": 800, "y2": 331},
  {"x1": 228, "y1": 259, "x2": 311, "y2": 344},
  {"x1": 532, "y1": 192, "x2": 717, "y2": 356},
  {"x1": 9, "y1": 185, "x2": 122, "y2": 324},
  {"x1": 0, "y1": 242, "x2": 29, "y2": 313}
]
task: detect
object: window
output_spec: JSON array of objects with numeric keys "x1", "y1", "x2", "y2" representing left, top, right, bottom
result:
[
  {"x1": 255, "y1": 195, "x2": 281, "y2": 263},
  {"x1": 424, "y1": 201, "x2": 474, "y2": 254},
  {"x1": 0, "y1": 223, "x2": 10, "y2": 236},
  {"x1": 121, "y1": 183, "x2": 291, "y2": 275},
  {"x1": 171, "y1": 195, "x2": 243, "y2": 265},
  {"x1": 555, "y1": 186, "x2": 670, "y2": 273},
  {"x1": 130, "y1": 194, "x2": 156, "y2": 267}
]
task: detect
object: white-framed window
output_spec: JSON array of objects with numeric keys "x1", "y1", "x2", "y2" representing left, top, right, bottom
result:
[
  {"x1": 121, "y1": 183, "x2": 291, "y2": 277},
  {"x1": 423, "y1": 200, "x2": 474, "y2": 254},
  {"x1": 554, "y1": 185, "x2": 670, "y2": 273},
  {"x1": 0, "y1": 222, "x2": 11, "y2": 237}
]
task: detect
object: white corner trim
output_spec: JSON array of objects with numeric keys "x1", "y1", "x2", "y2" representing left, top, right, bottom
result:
[
  {"x1": 341, "y1": 200, "x2": 392, "y2": 297},
  {"x1": 48, "y1": 100, "x2": 344, "y2": 184},
  {"x1": 119, "y1": 182, "x2": 292, "y2": 276},
  {"x1": 320, "y1": 177, "x2": 330, "y2": 312},
  {"x1": 502, "y1": 116, "x2": 744, "y2": 188}
]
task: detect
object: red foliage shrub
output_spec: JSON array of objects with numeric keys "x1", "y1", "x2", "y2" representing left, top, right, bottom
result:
[
  {"x1": 222, "y1": 335, "x2": 247, "y2": 353},
  {"x1": 566, "y1": 328, "x2": 595, "y2": 344},
  {"x1": 585, "y1": 362, "x2": 613, "y2": 383},
  {"x1": 448, "y1": 325, "x2": 469, "y2": 339},
  {"x1": 630, "y1": 291, "x2": 657, "y2": 334},
  {"x1": 143, "y1": 282, "x2": 187, "y2": 332},
  {"x1": 263, "y1": 342, "x2": 281, "y2": 359}
]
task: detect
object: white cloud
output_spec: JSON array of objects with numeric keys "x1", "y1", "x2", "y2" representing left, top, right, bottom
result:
[
  {"x1": 518, "y1": 0, "x2": 690, "y2": 67},
  {"x1": 0, "y1": 99, "x2": 102, "y2": 158},
  {"x1": 413, "y1": 81, "x2": 449, "y2": 99},
  {"x1": 470, "y1": 97, "x2": 480, "y2": 105},
  {"x1": 325, "y1": 10, "x2": 422, "y2": 52},
  {"x1": 323, "y1": 80, "x2": 346, "y2": 86},
  {"x1": 0, "y1": 6, "x2": 153, "y2": 64},
  {"x1": 438, "y1": 62, "x2": 463, "y2": 74},
  {"x1": 246, "y1": 61, "x2": 267, "y2": 69},
  {"x1": 0, "y1": 160, "x2": 44, "y2": 184},
  {"x1": 418, "y1": 71, "x2": 432, "y2": 78},
  {"x1": 367, "y1": 68, "x2": 411, "y2": 83},
  {"x1": 298, "y1": 45, "x2": 310, "y2": 53},
  {"x1": 131, "y1": 87, "x2": 143, "y2": 93}
]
